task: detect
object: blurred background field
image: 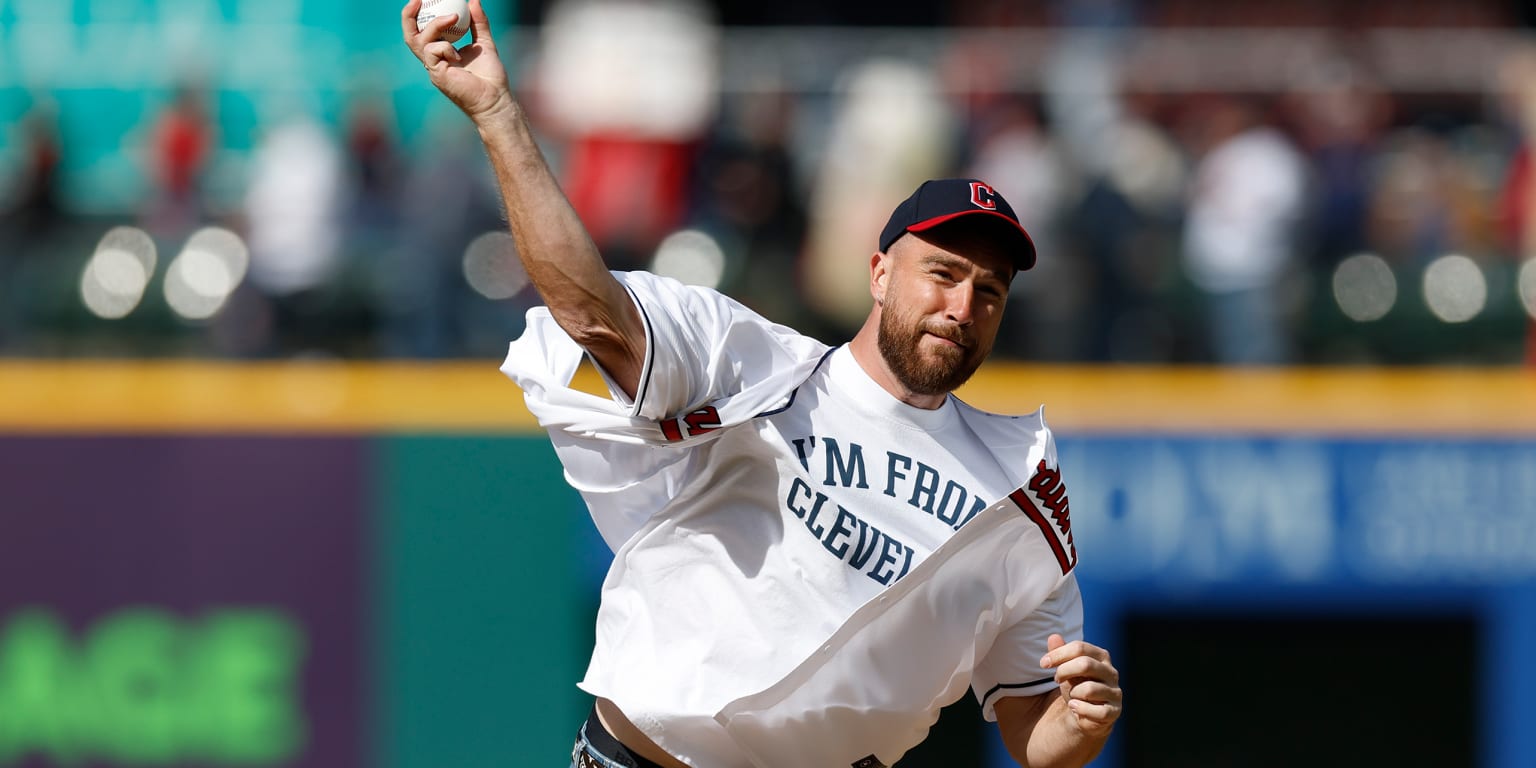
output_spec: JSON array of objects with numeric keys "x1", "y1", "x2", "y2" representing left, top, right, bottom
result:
[{"x1": 1, "y1": 0, "x2": 1535, "y2": 766}]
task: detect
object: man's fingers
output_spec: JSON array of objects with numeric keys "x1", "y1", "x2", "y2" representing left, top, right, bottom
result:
[
  {"x1": 1062, "y1": 680, "x2": 1120, "y2": 705},
  {"x1": 403, "y1": 1, "x2": 462, "y2": 56},
  {"x1": 400, "y1": 0, "x2": 425, "y2": 44},
  {"x1": 1067, "y1": 698, "x2": 1122, "y2": 726},
  {"x1": 420, "y1": 14, "x2": 462, "y2": 44},
  {"x1": 420, "y1": 39, "x2": 462, "y2": 73},
  {"x1": 423, "y1": 40, "x2": 461, "y2": 62},
  {"x1": 1041, "y1": 639, "x2": 1111, "y2": 669},
  {"x1": 1063, "y1": 677, "x2": 1123, "y2": 734},
  {"x1": 466, "y1": 0, "x2": 495, "y2": 48},
  {"x1": 1051, "y1": 655, "x2": 1118, "y2": 685}
]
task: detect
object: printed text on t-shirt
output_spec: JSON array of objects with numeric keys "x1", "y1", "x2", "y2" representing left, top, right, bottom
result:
[{"x1": 782, "y1": 436, "x2": 989, "y2": 586}]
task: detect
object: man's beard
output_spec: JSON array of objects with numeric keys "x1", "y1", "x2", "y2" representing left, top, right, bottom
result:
[{"x1": 876, "y1": 310, "x2": 986, "y2": 398}]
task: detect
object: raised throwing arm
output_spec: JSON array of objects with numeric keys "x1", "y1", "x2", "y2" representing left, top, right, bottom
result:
[{"x1": 401, "y1": 0, "x2": 646, "y2": 397}]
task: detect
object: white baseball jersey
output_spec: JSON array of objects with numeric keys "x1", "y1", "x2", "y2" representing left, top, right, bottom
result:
[{"x1": 502, "y1": 271, "x2": 1082, "y2": 768}]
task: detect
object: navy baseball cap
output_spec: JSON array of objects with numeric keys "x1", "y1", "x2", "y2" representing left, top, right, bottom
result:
[{"x1": 878, "y1": 178, "x2": 1037, "y2": 271}]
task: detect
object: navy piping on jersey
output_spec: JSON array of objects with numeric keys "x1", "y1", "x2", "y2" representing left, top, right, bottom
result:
[
  {"x1": 627, "y1": 284, "x2": 657, "y2": 416},
  {"x1": 754, "y1": 346, "x2": 839, "y2": 419},
  {"x1": 982, "y1": 677, "x2": 1057, "y2": 710}
]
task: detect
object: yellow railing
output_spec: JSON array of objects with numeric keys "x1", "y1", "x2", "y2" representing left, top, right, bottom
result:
[{"x1": 1, "y1": 361, "x2": 1532, "y2": 435}]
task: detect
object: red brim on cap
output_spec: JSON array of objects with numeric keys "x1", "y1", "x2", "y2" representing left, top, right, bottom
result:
[{"x1": 906, "y1": 210, "x2": 1037, "y2": 271}]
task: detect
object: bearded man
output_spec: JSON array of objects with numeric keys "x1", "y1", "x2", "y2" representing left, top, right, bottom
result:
[{"x1": 404, "y1": 2, "x2": 1122, "y2": 766}]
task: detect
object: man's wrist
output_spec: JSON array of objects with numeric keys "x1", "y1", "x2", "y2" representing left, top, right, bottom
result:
[{"x1": 471, "y1": 95, "x2": 523, "y2": 137}]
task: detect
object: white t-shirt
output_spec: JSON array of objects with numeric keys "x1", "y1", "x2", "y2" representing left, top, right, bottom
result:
[
  {"x1": 1183, "y1": 126, "x2": 1306, "y2": 293},
  {"x1": 501, "y1": 271, "x2": 1082, "y2": 768}
]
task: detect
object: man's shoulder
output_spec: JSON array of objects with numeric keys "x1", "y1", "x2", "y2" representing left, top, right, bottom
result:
[
  {"x1": 616, "y1": 269, "x2": 818, "y2": 345},
  {"x1": 949, "y1": 396, "x2": 1048, "y2": 429},
  {"x1": 614, "y1": 269, "x2": 736, "y2": 312},
  {"x1": 950, "y1": 397, "x2": 1052, "y2": 449}
]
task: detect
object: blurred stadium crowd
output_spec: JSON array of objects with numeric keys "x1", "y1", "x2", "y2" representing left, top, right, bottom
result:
[{"x1": 3, "y1": 0, "x2": 1536, "y2": 365}]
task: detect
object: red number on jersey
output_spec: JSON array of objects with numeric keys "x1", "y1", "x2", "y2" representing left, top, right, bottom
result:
[{"x1": 659, "y1": 406, "x2": 723, "y2": 442}]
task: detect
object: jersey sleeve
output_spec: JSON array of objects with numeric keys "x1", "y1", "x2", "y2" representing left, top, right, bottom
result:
[
  {"x1": 970, "y1": 573, "x2": 1084, "y2": 721},
  {"x1": 500, "y1": 271, "x2": 828, "y2": 551},
  {"x1": 609, "y1": 271, "x2": 827, "y2": 422}
]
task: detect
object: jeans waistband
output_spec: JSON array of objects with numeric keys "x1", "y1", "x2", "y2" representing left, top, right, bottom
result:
[{"x1": 576, "y1": 705, "x2": 667, "y2": 768}]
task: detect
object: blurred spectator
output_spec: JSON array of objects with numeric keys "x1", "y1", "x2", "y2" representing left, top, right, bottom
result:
[
  {"x1": 1497, "y1": 43, "x2": 1536, "y2": 363},
  {"x1": 1181, "y1": 95, "x2": 1307, "y2": 364},
  {"x1": 1078, "y1": 96, "x2": 1187, "y2": 363},
  {"x1": 535, "y1": 0, "x2": 719, "y2": 270},
  {"x1": 344, "y1": 94, "x2": 404, "y2": 239},
  {"x1": 693, "y1": 86, "x2": 813, "y2": 331},
  {"x1": 962, "y1": 98, "x2": 1080, "y2": 360},
  {"x1": 5, "y1": 103, "x2": 64, "y2": 239},
  {"x1": 238, "y1": 98, "x2": 345, "y2": 356},
  {"x1": 143, "y1": 83, "x2": 214, "y2": 238},
  {"x1": 380, "y1": 114, "x2": 509, "y2": 358},
  {"x1": 1286, "y1": 55, "x2": 1392, "y2": 270},
  {"x1": 803, "y1": 59, "x2": 955, "y2": 336},
  {"x1": 1366, "y1": 129, "x2": 1456, "y2": 266},
  {"x1": 340, "y1": 92, "x2": 408, "y2": 350},
  {"x1": 0, "y1": 101, "x2": 64, "y2": 350},
  {"x1": 1043, "y1": 28, "x2": 1188, "y2": 361}
]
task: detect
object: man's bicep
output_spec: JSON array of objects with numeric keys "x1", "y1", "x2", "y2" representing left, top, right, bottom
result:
[
  {"x1": 535, "y1": 261, "x2": 648, "y2": 399},
  {"x1": 577, "y1": 285, "x2": 648, "y2": 401},
  {"x1": 614, "y1": 271, "x2": 780, "y2": 421},
  {"x1": 582, "y1": 281, "x2": 654, "y2": 407}
]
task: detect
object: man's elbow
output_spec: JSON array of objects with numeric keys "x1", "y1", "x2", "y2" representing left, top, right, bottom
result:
[
  {"x1": 558, "y1": 312, "x2": 643, "y2": 389},
  {"x1": 560, "y1": 314, "x2": 624, "y2": 352}
]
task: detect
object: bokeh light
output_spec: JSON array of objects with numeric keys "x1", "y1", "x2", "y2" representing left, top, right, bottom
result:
[
  {"x1": 80, "y1": 227, "x2": 156, "y2": 320},
  {"x1": 651, "y1": 230, "x2": 725, "y2": 289},
  {"x1": 461, "y1": 231, "x2": 528, "y2": 300},
  {"x1": 1421, "y1": 254, "x2": 1486, "y2": 323},
  {"x1": 1519, "y1": 259, "x2": 1536, "y2": 321},
  {"x1": 1332, "y1": 253, "x2": 1396, "y2": 322},
  {"x1": 164, "y1": 227, "x2": 249, "y2": 321}
]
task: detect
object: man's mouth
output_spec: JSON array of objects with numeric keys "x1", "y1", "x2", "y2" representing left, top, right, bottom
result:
[{"x1": 924, "y1": 330, "x2": 970, "y2": 350}]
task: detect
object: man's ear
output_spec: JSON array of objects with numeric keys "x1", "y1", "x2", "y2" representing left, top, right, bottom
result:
[{"x1": 870, "y1": 251, "x2": 889, "y2": 305}]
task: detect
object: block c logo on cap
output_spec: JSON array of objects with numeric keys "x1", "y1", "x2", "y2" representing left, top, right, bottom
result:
[{"x1": 970, "y1": 181, "x2": 1000, "y2": 211}]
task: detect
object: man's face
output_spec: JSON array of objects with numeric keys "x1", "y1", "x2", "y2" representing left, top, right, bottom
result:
[{"x1": 875, "y1": 224, "x2": 1014, "y2": 398}]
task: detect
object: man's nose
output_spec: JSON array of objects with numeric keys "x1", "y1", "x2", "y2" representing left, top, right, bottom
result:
[{"x1": 946, "y1": 286, "x2": 976, "y2": 325}]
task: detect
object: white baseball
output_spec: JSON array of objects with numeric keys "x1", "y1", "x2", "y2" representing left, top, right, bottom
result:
[{"x1": 417, "y1": 0, "x2": 471, "y2": 43}]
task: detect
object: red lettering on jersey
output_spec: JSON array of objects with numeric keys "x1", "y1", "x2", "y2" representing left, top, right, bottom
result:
[
  {"x1": 659, "y1": 418, "x2": 684, "y2": 442},
  {"x1": 970, "y1": 181, "x2": 1000, "y2": 211},
  {"x1": 1010, "y1": 459, "x2": 1077, "y2": 574},
  {"x1": 659, "y1": 405, "x2": 723, "y2": 443},
  {"x1": 1029, "y1": 459, "x2": 1073, "y2": 538}
]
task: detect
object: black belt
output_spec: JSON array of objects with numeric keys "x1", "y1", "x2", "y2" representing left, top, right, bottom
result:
[{"x1": 578, "y1": 705, "x2": 668, "y2": 768}]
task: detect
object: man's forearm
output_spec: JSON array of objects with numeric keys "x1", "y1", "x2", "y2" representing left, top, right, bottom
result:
[
  {"x1": 1019, "y1": 696, "x2": 1110, "y2": 768},
  {"x1": 474, "y1": 105, "x2": 644, "y2": 393}
]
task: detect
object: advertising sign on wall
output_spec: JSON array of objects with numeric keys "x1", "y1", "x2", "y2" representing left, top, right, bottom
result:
[{"x1": 0, "y1": 436, "x2": 367, "y2": 768}]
